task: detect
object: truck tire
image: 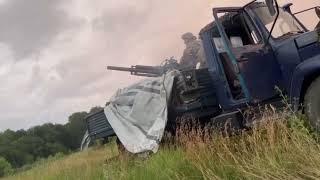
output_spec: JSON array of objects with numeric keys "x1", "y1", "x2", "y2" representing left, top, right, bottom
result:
[{"x1": 304, "y1": 77, "x2": 320, "y2": 131}]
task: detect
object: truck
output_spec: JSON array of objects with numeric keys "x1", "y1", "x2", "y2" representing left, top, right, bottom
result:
[{"x1": 82, "y1": 0, "x2": 320, "y2": 151}]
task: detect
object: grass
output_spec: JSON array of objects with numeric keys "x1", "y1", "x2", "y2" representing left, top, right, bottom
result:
[
  {"x1": 3, "y1": 144, "x2": 117, "y2": 180},
  {"x1": 4, "y1": 108, "x2": 320, "y2": 180}
]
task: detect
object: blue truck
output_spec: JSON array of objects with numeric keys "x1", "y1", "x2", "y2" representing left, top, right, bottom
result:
[{"x1": 83, "y1": 0, "x2": 320, "y2": 150}]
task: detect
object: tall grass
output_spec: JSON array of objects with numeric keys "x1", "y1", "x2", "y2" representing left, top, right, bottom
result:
[
  {"x1": 5, "y1": 109, "x2": 320, "y2": 180},
  {"x1": 3, "y1": 144, "x2": 117, "y2": 180},
  {"x1": 105, "y1": 109, "x2": 320, "y2": 180},
  {"x1": 175, "y1": 109, "x2": 320, "y2": 179}
]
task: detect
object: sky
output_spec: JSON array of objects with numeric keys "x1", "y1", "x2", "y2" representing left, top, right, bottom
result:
[{"x1": 0, "y1": 0, "x2": 319, "y2": 131}]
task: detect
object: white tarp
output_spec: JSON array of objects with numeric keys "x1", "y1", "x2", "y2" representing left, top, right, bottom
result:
[
  {"x1": 80, "y1": 130, "x2": 91, "y2": 151},
  {"x1": 104, "y1": 70, "x2": 177, "y2": 154}
]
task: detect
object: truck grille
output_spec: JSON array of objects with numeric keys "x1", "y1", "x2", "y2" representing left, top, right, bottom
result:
[{"x1": 85, "y1": 110, "x2": 115, "y2": 140}]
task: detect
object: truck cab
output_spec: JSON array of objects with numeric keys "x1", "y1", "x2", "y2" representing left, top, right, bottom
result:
[{"x1": 199, "y1": 0, "x2": 320, "y2": 129}]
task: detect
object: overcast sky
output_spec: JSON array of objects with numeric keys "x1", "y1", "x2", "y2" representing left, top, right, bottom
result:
[{"x1": 0, "y1": 0, "x2": 318, "y2": 131}]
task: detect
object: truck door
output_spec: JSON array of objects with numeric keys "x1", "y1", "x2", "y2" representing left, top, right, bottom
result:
[
  {"x1": 233, "y1": 12, "x2": 282, "y2": 102},
  {"x1": 233, "y1": 44, "x2": 281, "y2": 102},
  {"x1": 215, "y1": 10, "x2": 283, "y2": 103}
]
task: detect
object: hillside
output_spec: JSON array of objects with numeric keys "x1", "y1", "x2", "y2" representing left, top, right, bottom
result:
[
  {"x1": 3, "y1": 145, "x2": 115, "y2": 180},
  {"x1": 0, "y1": 107, "x2": 104, "y2": 172},
  {"x1": 4, "y1": 111, "x2": 320, "y2": 180}
]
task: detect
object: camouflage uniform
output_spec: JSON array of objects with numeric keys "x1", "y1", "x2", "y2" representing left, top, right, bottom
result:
[{"x1": 179, "y1": 32, "x2": 206, "y2": 69}]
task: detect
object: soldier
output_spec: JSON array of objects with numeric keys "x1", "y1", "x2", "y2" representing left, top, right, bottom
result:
[{"x1": 179, "y1": 32, "x2": 206, "y2": 69}]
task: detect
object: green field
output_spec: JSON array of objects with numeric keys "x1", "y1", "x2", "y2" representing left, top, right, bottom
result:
[{"x1": 4, "y1": 110, "x2": 320, "y2": 180}]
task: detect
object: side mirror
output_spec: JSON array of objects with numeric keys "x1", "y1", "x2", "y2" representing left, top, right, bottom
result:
[
  {"x1": 265, "y1": 0, "x2": 279, "y2": 42},
  {"x1": 282, "y1": 3, "x2": 293, "y2": 14},
  {"x1": 266, "y1": 0, "x2": 276, "y2": 16},
  {"x1": 316, "y1": 7, "x2": 320, "y2": 19},
  {"x1": 316, "y1": 7, "x2": 320, "y2": 30}
]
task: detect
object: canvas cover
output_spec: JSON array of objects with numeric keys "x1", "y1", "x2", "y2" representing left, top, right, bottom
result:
[
  {"x1": 80, "y1": 130, "x2": 91, "y2": 151},
  {"x1": 104, "y1": 70, "x2": 177, "y2": 153}
]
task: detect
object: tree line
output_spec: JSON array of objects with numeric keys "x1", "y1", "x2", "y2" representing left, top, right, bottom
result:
[{"x1": 0, "y1": 107, "x2": 103, "y2": 176}]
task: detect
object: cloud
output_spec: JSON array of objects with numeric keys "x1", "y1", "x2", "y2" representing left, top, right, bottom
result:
[{"x1": 0, "y1": 0, "x2": 82, "y2": 59}]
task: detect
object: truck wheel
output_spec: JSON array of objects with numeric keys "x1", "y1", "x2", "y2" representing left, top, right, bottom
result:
[{"x1": 304, "y1": 77, "x2": 320, "y2": 131}]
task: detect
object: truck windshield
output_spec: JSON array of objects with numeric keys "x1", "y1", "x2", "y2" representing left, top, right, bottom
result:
[{"x1": 248, "y1": 3, "x2": 305, "y2": 39}]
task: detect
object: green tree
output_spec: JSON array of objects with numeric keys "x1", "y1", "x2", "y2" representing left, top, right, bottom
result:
[
  {"x1": 65, "y1": 112, "x2": 88, "y2": 149},
  {"x1": 0, "y1": 106, "x2": 104, "y2": 169},
  {"x1": 89, "y1": 106, "x2": 104, "y2": 114},
  {"x1": 0, "y1": 146, "x2": 33, "y2": 168},
  {"x1": 0, "y1": 157, "x2": 13, "y2": 177}
]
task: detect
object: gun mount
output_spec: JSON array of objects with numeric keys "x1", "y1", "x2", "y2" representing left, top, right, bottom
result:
[
  {"x1": 107, "y1": 65, "x2": 163, "y2": 77},
  {"x1": 107, "y1": 58, "x2": 181, "y2": 77}
]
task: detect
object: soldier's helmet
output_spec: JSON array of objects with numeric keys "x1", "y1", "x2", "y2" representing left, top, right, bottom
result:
[{"x1": 181, "y1": 32, "x2": 197, "y2": 43}]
